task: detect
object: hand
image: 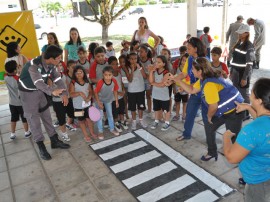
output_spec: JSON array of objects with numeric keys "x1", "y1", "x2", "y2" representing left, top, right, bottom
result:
[
  {"x1": 223, "y1": 130, "x2": 235, "y2": 138},
  {"x1": 98, "y1": 101, "x2": 103, "y2": 110},
  {"x1": 52, "y1": 89, "x2": 65, "y2": 97},
  {"x1": 80, "y1": 92, "x2": 87, "y2": 100},
  {"x1": 116, "y1": 101, "x2": 119, "y2": 108},
  {"x1": 118, "y1": 92, "x2": 125, "y2": 97},
  {"x1": 163, "y1": 73, "x2": 174, "y2": 86},
  {"x1": 240, "y1": 79, "x2": 247, "y2": 87},
  {"x1": 147, "y1": 64, "x2": 156, "y2": 72},
  {"x1": 178, "y1": 87, "x2": 184, "y2": 93},
  {"x1": 207, "y1": 115, "x2": 213, "y2": 124},
  {"x1": 61, "y1": 95, "x2": 69, "y2": 106},
  {"x1": 235, "y1": 101, "x2": 250, "y2": 113}
]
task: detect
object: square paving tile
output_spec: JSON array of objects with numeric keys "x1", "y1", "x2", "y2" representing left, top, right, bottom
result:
[
  {"x1": 70, "y1": 144, "x2": 100, "y2": 162},
  {"x1": 0, "y1": 188, "x2": 13, "y2": 202},
  {"x1": 220, "y1": 191, "x2": 244, "y2": 202},
  {"x1": 0, "y1": 109, "x2": 10, "y2": 118},
  {"x1": 0, "y1": 171, "x2": 10, "y2": 191},
  {"x1": 49, "y1": 165, "x2": 88, "y2": 193},
  {"x1": 7, "y1": 149, "x2": 38, "y2": 169},
  {"x1": 10, "y1": 161, "x2": 44, "y2": 186},
  {"x1": 0, "y1": 145, "x2": 3, "y2": 158},
  {"x1": 220, "y1": 167, "x2": 245, "y2": 193},
  {"x1": 0, "y1": 157, "x2": 7, "y2": 172},
  {"x1": 59, "y1": 180, "x2": 105, "y2": 202},
  {"x1": 4, "y1": 139, "x2": 33, "y2": 156},
  {"x1": 13, "y1": 177, "x2": 56, "y2": 202}
]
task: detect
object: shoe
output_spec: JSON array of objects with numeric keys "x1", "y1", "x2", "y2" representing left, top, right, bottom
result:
[
  {"x1": 139, "y1": 119, "x2": 147, "y2": 128},
  {"x1": 104, "y1": 119, "x2": 109, "y2": 128},
  {"x1": 161, "y1": 123, "x2": 170, "y2": 131},
  {"x1": 150, "y1": 121, "x2": 159, "y2": 129},
  {"x1": 98, "y1": 133, "x2": 104, "y2": 140},
  {"x1": 36, "y1": 141, "x2": 52, "y2": 160},
  {"x1": 172, "y1": 115, "x2": 180, "y2": 121},
  {"x1": 53, "y1": 120, "x2": 59, "y2": 127},
  {"x1": 24, "y1": 131, "x2": 32, "y2": 138},
  {"x1": 50, "y1": 134, "x2": 70, "y2": 149},
  {"x1": 115, "y1": 122, "x2": 123, "y2": 132},
  {"x1": 61, "y1": 133, "x2": 70, "y2": 142},
  {"x1": 120, "y1": 121, "x2": 128, "y2": 130},
  {"x1": 239, "y1": 178, "x2": 246, "y2": 186},
  {"x1": 131, "y1": 120, "x2": 137, "y2": 130},
  {"x1": 10, "y1": 133, "x2": 16, "y2": 140},
  {"x1": 182, "y1": 116, "x2": 186, "y2": 122},
  {"x1": 84, "y1": 136, "x2": 92, "y2": 143},
  {"x1": 66, "y1": 124, "x2": 76, "y2": 131},
  {"x1": 91, "y1": 133, "x2": 98, "y2": 140},
  {"x1": 201, "y1": 154, "x2": 218, "y2": 161},
  {"x1": 176, "y1": 135, "x2": 190, "y2": 141},
  {"x1": 111, "y1": 129, "x2": 120, "y2": 136},
  {"x1": 243, "y1": 115, "x2": 251, "y2": 121}
]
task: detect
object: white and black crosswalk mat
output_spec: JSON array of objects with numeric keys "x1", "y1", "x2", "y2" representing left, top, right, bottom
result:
[{"x1": 89, "y1": 129, "x2": 234, "y2": 202}]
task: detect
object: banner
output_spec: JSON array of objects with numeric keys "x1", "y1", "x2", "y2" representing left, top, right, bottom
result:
[{"x1": 0, "y1": 11, "x2": 39, "y2": 78}]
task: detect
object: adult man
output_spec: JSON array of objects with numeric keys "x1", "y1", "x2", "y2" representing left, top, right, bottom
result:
[
  {"x1": 19, "y1": 45, "x2": 70, "y2": 160},
  {"x1": 247, "y1": 17, "x2": 266, "y2": 69},
  {"x1": 226, "y1": 15, "x2": 244, "y2": 66}
]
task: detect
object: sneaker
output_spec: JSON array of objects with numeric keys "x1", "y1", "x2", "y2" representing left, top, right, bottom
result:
[
  {"x1": 10, "y1": 133, "x2": 16, "y2": 140},
  {"x1": 111, "y1": 129, "x2": 120, "y2": 136},
  {"x1": 150, "y1": 121, "x2": 159, "y2": 129},
  {"x1": 131, "y1": 120, "x2": 137, "y2": 130},
  {"x1": 61, "y1": 133, "x2": 70, "y2": 141},
  {"x1": 120, "y1": 121, "x2": 128, "y2": 130},
  {"x1": 139, "y1": 119, "x2": 148, "y2": 128},
  {"x1": 172, "y1": 115, "x2": 180, "y2": 121},
  {"x1": 115, "y1": 122, "x2": 123, "y2": 132},
  {"x1": 239, "y1": 178, "x2": 246, "y2": 186},
  {"x1": 53, "y1": 120, "x2": 59, "y2": 127},
  {"x1": 24, "y1": 131, "x2": 32, "y2": 138},
  {"x1": 161, "y1": 123, "x2": 170, "y2": 131},
  {"x1": 104, "y1": 119, "x2": 109, "y2": 128},
  {"x1": 66, "y1": 124, "x2": 77, "y2": 131}
]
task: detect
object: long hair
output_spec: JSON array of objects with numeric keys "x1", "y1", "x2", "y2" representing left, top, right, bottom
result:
[
  {"x1": 47, "y1": 32, "x2": 60, "y2": 47},
  {"x1": 192, "y1": 57, "x2": 220, "y2": 80},
  {"x1": 138, "y1": 17, "x2": 149, "y2": 29},
  {"x1": 139, "y1": 44, "x2": 153, "y2": 60},
  {"x1": 72, "y1": 65, "x2": 89, "y2": 83},
  {"x1": 232, "y1": 33, "x2": 250, "y2": 51},
  {"x1": 67, "y1": 27, "x2": 82, "y2": 46},
  {"x1": 252, "y1": 78, "x2": 270, "y2": 110},
  {"x1": 187, "y1": 37, "x2": 206, "y2": 57},
  {"x1": 6, "y1": 42, "x2": 18, "y2": 58},
  {"x1": 156, "y1": 55, "x2": 168, "y2": 71}
]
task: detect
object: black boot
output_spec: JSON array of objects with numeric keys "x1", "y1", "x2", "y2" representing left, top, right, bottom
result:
[
  {"x1": 256, "y1": 61, "x2": 260, "y2": 69},
  {"x1": 50, "y1": 134, "x2": 70, "y2": 149},
  {"x1": 36, "y1": 141, "x2": 52, "y2": 160},
  {"x1": 252, "y1": 61, "x2": 259, "y2": 69}
]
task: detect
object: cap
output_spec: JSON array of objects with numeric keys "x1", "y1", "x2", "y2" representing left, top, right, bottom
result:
[
  {"x1": 237, "y1": 15, "x2": 244, "y2": 20},
  {"x1": 236, "y1": 24, "x2": 250, "y2": 34}
]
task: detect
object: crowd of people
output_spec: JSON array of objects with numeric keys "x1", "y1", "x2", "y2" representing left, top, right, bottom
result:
[{"x1": 3, "y1": 15, "x2": 269, "y2": 202}]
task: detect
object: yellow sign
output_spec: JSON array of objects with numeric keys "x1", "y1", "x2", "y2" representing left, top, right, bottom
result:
[{"x1": 0, "y1": 11, "x2": 39, "y2": 73}]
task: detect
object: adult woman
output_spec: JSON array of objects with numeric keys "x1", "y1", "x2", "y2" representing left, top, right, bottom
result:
[
  {"x1": 41, "y1": 32, "x2": 61, "y2": 57},
  {"x1": 64, "y1": 27, "x2": 85, "y2": 64},
  {"x1": 130, "y1": 17, "x2": 160, "y2": 51},
  {"x1": 5, "y1": 42, "x2": 28, "y2": 76},
  {"x1": 223, "y1": 78, "x2": 270, "y2": 202},
  {"x1": 168, "y1": 58, "x2": 244, "y2": 161},
  {"x1": 230, "y1": 24, "x2": 255, "y2": 121},
  {"x1": 174, "y1": 37, "x2": 206, "y2": 141}
]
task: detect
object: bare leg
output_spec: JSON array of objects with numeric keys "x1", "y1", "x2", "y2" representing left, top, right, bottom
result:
[
  {"x1": 59, "y1": 124, "x2": 67, "y2": 133},
  {"x1": 131, "y1": 111, "x2": 136, "y2": 120},
  {"x1": 164, "y1": 111, "x2": 171, "y2": 122},
  {"x1": 146, "y1": 90, "x2": 152, "y2": 113},
  {"x1": 138, "y1": 110, "x2": 144, "y2": 119},
  {"x1": 175, "y1": 102, "x2": 180, "y2": 117},
  {"x1": 11, "y1": 122, "x2": 16, "y2": 133},
  {"x1": 85, "y1": 118, "x2": 97, "y2": 138},
  {"x1": 22, "y1": 122, "x2": 29, "y2": 132},
  {"x1": 79, "y1": 120, "x2": 91, "y2": 140}
]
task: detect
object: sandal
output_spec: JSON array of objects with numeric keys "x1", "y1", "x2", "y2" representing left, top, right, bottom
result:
[
  {"x1": 98, "y1": 133, "x2": 104, "y2": 140},
  {"x1": 91, "y1": 133, "x2": 98, "y2": 140},
  {"x1": 172, "y1": 115, "x2": 180, "y2": 121},
  {"x1": 84, "y1": 136, "x2": 92, "y2": 143},
  {"x1": 176, "y1": 135, "x2": 188, "y2": 141}
]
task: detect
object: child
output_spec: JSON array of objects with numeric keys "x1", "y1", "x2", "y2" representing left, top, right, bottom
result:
[
  {"x1": 126, "y1": 52, "x2": 148, "y2": 130},
  {"x1": 139, "y1": 45, "x2": 153, "y2": 113},
  {"x1": 172, "y1": 53, "x2": 189, "y2": 122},
  {"x1": 69, "y1": 65, "x2": 96, "y2": 142},
  {"x1": 108, "y1": 56, "x2": 129, "y2": 131},
  {"x1": 120, "y1": 40, "x2": 130, "y2": 56},
  {"x1": 48, "y1": 62, "x2": 76, "y2": 141},
  {"x1": 94, "y1": 66, "x2": 120, "y2": 139},
  {"x1": 183, "y1": 34, "x2": 191, "y2": 46},
  {"x1": 130, "y1": 40, "x2": 140, "y2": 53},
  {"x1": 173, "y1": 46, "x2": 187, "y2": 72},
  {"x1": 4, "y1": 60, "x2": 31, "y2": 139},
  {"x1": 200, "y1": 27, "x2": 213, "y2": 59},
  {"x1": 210, "y1": 47, "x2": 229, "y2": 78},
  {"x1": 148, "y1": 55, "x2": 171, "y2": 131},
  {"x1": 156, "y1": 35, "x2": 167, "y2": 56},
  {"x1": 119, "y1": 54, "x2": 130, "y2": 120},
  {"x1": 89, "y1": 47, "x2": 108, "y2": 84},
  {"x1": 77, "y1": 46, "x2": 90, "y2": 75},
  {"x1": 88, "y1": 42, "x2": 99, "y2": 67},
  {"x1": 105, "y1": 41, "x2": 115, "y2": 59}
]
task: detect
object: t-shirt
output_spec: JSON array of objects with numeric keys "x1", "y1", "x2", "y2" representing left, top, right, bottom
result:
[
  {"x1": 152, "y1": 70, "x2": 170, "y2": 101},
  {"x1": 89, "y1": 61, "x2": 108, "y2": 82},
  {"x1": 236, "y1": 116, "x2": 270, "y2": 184},
  {"x1": 64, "y1": 42, "x2": 86, "y2": 61},
  {"x1": 4, "y1": 75, "x2": 21, "y2": 106},
  {"x1": 77, "y1": 59, "x2": 90, "y2": 74},
  {"x1": 200, "y1": 34, "x2": 213, "y2": 48},
  {"x1": 95, "y1": 78, "x2": 119, "y2": 103},
  {"x1": 113, "y1": 73, "x2": 123, "y2": 99},
  {"x1": 211, "y1": 62, "x2": 229, "y2": 76}
]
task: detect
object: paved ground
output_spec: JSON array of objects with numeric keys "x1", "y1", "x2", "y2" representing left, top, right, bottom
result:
[{"x1": 0, "y1": 68, "x2": 269, "y2": 202}]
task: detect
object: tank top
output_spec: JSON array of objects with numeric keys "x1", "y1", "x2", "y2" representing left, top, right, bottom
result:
[
  {"x1": 152, "y1": 70, "x2": 170, "y2": 101},
  {"x1": 135, "y1": 29, "x2": 151, "y2": 44},
  {"x1": 128, "y1": 67, "x2": 145, "y2": 93},
  {"x1": 72, "y1": 81, "x2": 89, "y2": 109},
  {"x1": 140, "y1": 58, "x2": 152, "y2": 84}
]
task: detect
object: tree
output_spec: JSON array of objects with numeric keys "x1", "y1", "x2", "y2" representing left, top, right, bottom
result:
[
  {"x1": 71, "y1": 0, "x2": 134, "y2": 43},
  {"x1": 45, "y1": 2, "x2": 64, "y2": 26}
]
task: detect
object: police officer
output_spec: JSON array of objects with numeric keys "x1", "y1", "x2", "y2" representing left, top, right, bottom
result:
[{"x1": 19, "y1": 45, "x2": 70, "y2": 160}]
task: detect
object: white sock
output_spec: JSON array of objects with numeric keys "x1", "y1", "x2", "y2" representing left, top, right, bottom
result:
[
  {"x1": 155, "y1": 120, "x2": 159, "y2": 123},
  {"x1": 165, "y1": 121, "x2": 170, "y2": 125},
  {"x1": 25, "y1": 131, "x2": 30, "y2": 135}
]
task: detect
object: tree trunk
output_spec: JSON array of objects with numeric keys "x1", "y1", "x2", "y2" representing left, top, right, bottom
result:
[
  {"x1": 101, "y1": 24, "x2": 109, "y2": 44},
  {"x1": 55, "y1": 14, "x2": 58, "y2": 26}
]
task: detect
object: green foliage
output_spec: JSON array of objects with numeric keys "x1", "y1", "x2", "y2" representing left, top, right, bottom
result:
[
  {"x1": 149, "y1": 1, "x2": 157, "y2": 5},
  {"x1": 138, "y1": 0, "x2": 147, "y2": 5},
  {"x1": 174, "y1": 0, "x2": 186, "y2": 2},
  {"x1": 162, "y1": 0, "x2": 171, "y2": 4}
]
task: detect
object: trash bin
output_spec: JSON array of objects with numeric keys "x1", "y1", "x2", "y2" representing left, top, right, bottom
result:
[{"x1": 197, "y1": 29, "x2": 203, "y2": 38}]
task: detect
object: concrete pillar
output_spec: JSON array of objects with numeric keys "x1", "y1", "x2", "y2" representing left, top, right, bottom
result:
[
  {"x1": 187, "y1": 0, "x2": 197, "y2": 37},
  {"x1": 19, "y1": 0, "x2": 28, "y2": 10},
  {"x1": 221, "y1": 0, "x2": 228, "y2": 45}
]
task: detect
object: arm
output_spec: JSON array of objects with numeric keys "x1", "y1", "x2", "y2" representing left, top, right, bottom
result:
[
  {"x1": 94, "y1": 91, "x2": 103, "y2": 109},
  {"x1": 223, "y1": 130, "x2": 250, "y2": 164},
  {"x1": 226, "y1": 25, "x2": 232, "y2": 43},
  {"x1": 64, "y1": 49, "x2": 68, "y2": 65},
  {"x1": 69, "y1": 82, "x2": 86, "y2": 99},
  {"x1": 207, "y1": 103, "x2": 218, "y2": 123},
  {"x1": 139, "y1": 65, "x2": 147, "y2": 79},
  {"x1": 22, "y1": 54, "x2": 29, "y2": 65},
  {"x1": 89, "y1": 62, "x2": 98, "y2": 83},
  {"x1": 172, "y1": 76, "x2": 200, "y2": 94},
  {"x1": 235, "y1": 101, "x2": 257, "y2": 119},
  {"x1": 149, "y1": 31, "x2": 160, "y2": 49}
]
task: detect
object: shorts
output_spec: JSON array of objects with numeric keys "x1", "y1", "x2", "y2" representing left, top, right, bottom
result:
[
  {"x1": 145, "y1": 83, "x2": 152, "y2": 91},
  {"x1": 112, "y1": 98, "x2": 125, "y2": 118},
  {"x1": 174, "y1": 93, "x2": 189, "y2": 103},
  {"x1": 74, "y1": 107, "x2": 90, "y2": 121},
  {"x1": 128, "y1": 91, "x2": 146, "y2": 111},
  {"x1": 53, "y1": 98, "x2": 74, "y2": 126},
  {"x1": 153, "y1": 99, "x2": 170, "y2": 112},
  {"x1": 9, "y1": 105, "x2": 27, "y2": 123}
]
